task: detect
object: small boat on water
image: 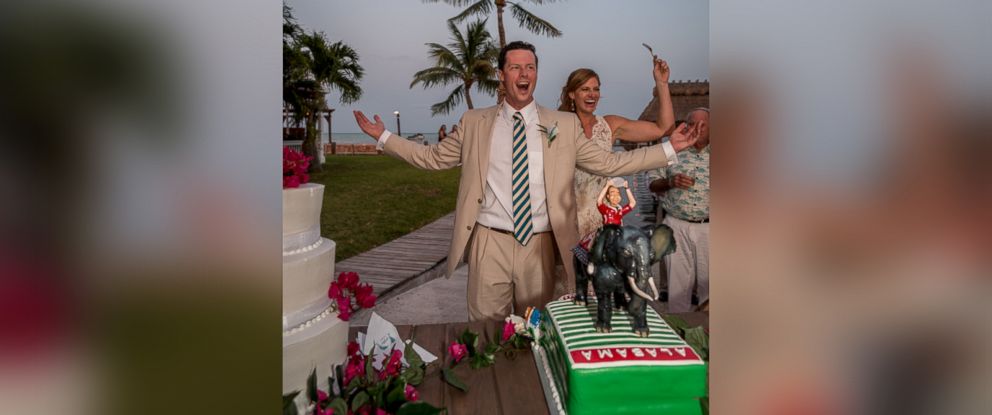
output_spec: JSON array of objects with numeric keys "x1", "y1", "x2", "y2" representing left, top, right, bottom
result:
[{"x1": 407, "y1": 133, "x2": 427, "y2": 145}]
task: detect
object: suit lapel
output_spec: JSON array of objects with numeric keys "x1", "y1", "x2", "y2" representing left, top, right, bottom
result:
[
  {"x1": 537, "y1": 105, "x2": 558, "y2": 195},
  {"x1": 476, "y1": 106, "x2": 498, "y2": 188}
]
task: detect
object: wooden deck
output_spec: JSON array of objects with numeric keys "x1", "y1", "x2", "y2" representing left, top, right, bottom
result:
[{"x1": 336, "y1": 212, "x2": 455, "y2": 302}]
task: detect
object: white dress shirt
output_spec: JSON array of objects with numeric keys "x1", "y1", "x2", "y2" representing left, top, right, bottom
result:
[{"x1": 475, "y1": 101, "x2": 550, "y2": 233}]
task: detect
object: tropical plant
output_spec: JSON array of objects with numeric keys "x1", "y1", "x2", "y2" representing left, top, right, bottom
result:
[
  {"x1": 410, "y1": 19, "x2": 499, "y2": 115},
  {"x1": 424, "y1": 0, "x2": 563, "y2": 50},
  {"x1": 283, "y1": 4, "x2": 364, "y2": 172}
]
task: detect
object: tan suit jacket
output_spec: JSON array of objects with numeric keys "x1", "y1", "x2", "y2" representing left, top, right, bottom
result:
[{"x1": 382, "y1": 104, "x2": 671, "y2": 282}]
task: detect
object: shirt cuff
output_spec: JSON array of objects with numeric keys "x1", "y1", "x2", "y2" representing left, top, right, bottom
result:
[
  {"x1": 661, "y1": 140, "x2": 678, "y2": 166},
  {"x1": 376, "y1": 130, "x2": 392, "y2": 151}
]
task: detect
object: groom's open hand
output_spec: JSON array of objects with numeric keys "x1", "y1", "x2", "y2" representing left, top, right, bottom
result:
[
  {"x1": 353, "y1": 111, "x2": 386, "y2": 140},
  {"x1": 668, "y1": 122, "x2": 701, "y2": 152}
]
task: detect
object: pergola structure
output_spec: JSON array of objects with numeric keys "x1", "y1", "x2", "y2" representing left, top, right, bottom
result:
[{"x1": 283, "y1": 107, "x2": 334, "y2": 162}]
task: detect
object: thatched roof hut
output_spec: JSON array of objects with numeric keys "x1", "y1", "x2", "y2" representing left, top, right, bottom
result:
[{"x1": 638, "y1": 80, "x2": 709, "y2": 124}]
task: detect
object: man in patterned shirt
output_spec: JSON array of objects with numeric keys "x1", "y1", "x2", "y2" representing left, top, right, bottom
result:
[{"x1": 647, "y1": 108, "x2": 710, "y2": 312}]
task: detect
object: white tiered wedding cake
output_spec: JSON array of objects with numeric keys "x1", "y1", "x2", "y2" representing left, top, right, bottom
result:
[{"x1": 283, "y1": 183, "x2": 348, "y2": 394}]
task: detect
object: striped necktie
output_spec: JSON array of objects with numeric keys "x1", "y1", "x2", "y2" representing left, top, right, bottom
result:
[{"x1": 511, "y1": 111, "x2": 534, "y2": 246}]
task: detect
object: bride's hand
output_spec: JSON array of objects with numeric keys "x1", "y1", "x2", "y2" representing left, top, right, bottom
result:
[
  {"x1": 652, "y1": 56, "x2": 670, "y2": 84},
  {"x1": 668, "y1": 122, "x2": 700, "y2": 152}
]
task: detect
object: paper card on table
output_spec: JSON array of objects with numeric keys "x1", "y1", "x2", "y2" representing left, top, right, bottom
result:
[
  {"x1": 411, "y1": 341, "x2": 438, "y2": 364},
  {"x1": 364, "y1": 312, "x2": 403, "y2": 369}
]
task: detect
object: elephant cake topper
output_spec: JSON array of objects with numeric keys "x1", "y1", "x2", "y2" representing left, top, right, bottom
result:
[{"x1": 574, "y1": 223, "x2": 677, "y2": 337}]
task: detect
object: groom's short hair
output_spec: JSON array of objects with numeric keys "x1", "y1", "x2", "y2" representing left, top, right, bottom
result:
[{"x1": 498, "y1": 41, "x2": 538, "y2": 70}]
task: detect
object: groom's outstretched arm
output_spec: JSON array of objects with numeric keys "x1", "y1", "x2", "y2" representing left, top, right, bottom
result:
[{"x1": 354, "y1": 110, "x2": 462, "y2": 170}]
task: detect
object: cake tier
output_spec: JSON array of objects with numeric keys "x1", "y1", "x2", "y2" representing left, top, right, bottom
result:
[
  {"x1": 283, "y1": 183, "x2": 324, "y2": 252},
  {"x1": 538, "y1": 300, "x2": 707, "y2": 415},
  {"x1": 283, "y1": 306, "x2": 349, "y2": 394},
  {"x1": 283, "y1": 237, "x2": 336, "y2": 314}
]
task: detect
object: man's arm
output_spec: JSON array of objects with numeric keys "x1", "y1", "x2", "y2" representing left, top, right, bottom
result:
[{"x1": 354, "y1": 111, "x2": 462, "y2": 170}]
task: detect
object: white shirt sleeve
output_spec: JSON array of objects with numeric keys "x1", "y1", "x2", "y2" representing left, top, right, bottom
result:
[
  {"x1": 376, "y1": 130, "x2": 392, "y2": 151},
  {"x1": 661, "y1": 140, "x2": 678, "y2": 166}
]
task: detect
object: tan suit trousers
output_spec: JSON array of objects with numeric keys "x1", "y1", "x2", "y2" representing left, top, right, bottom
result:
[{"x1": 466, "y1": 224, "x2": 556, "y2": 321}]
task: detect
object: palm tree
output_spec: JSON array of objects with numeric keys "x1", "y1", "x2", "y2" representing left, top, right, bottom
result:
[
  {"x1": 283, "y1": 6, "x2": 364, "y2": 172},
  {"x1": 424, "y1": 0, "x2": 563, "y2": 49},
  {"x1": 411, "y1": 19, "x2": 500, "y2": 115}
]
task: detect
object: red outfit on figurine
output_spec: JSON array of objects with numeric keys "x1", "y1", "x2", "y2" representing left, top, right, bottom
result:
[
  {"x1": 598, "y1": 203, "x2": 633, "y2": 226},
  {"x1": 577, "y1": 181, "x2": 636, "y2": 251}
]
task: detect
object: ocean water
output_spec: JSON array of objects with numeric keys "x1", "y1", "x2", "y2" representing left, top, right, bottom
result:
[{"x1": 330, "y1": 132, "x2": 440, "y2": 144}]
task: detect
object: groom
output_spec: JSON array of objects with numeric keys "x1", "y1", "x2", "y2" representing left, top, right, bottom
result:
[{"x1": 354, "y1": 41, "x2": 697, "y2": 321}]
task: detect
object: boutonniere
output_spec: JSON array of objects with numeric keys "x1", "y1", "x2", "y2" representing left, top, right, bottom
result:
[{"x1": 537, "y1": 122, "x2": 559, "y2": 146}]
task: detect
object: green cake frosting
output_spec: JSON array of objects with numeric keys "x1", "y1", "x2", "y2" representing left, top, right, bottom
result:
[{"x1": 536, "y1": 300, "x2": 707, "y2": 415}]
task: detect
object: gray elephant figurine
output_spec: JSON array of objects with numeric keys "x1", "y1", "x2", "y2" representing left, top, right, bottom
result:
[{"x1": 574, "y1": 224, "x2": 676, "y2": 336}]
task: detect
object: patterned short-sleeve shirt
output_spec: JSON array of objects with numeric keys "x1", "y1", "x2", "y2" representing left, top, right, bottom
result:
[
  {"x1": 646, "y1": 144, "x2": 710, "y2": 221},
  {"x1": 598, "y1": 203, "x2": 633, "y2": 226}
]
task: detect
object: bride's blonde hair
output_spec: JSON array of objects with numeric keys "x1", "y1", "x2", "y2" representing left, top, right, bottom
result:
[{"x1": 558, "y1": 68, "x2": 600, "y2": 112}]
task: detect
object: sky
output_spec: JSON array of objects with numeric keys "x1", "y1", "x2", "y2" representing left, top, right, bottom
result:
[{"x1": 288, "y1": 0, "x2": 709, "y2": 134}]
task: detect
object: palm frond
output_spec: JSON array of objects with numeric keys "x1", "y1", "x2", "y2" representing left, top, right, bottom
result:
[
  {"x1": 448, "y1": 0, "x2": 492, "y2": 24},
  {"x1": 508, "y1": 3, "x2": 562, "y2": 37},
  {"x1": 431, "y1": 84, "x2": 466, "y2": 115},
  {"x1": 476, "y1": 78, "x2": 501, "y2": 95},
  {"x1": 410, "y1": 67, "x2": 461, "y2": 89},
  {"x1": 424, "y1": 0, "x2": 480, "y2": 5}
]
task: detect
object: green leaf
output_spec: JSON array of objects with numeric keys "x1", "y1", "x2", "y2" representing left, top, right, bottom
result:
[
  {"x1": 459, "y1": 330, "x2": 479, "y2": 356},
  {"x1": 684, "y1": 326, "x2": 709, "y2": 361},
  {"x1": 329, "y1": 397, "x2": 347, "y2": 415},
  {"x1": 351, "y1": 390, "x2": 370, "y2": 412},
  {"x1": 484, "y1": 342, "x2": 500, "y2": 355},
  {"x1": 663, "y1": 315, "x2": 690, "y2": 335},
  {"x1": 306, "y1": 368, "x2": 318, "y2": 403},
  {"x1": 404, "y1": 341, "x2": 425, "y2": 369},
  {"x1": 327, "y1": 376, "x2": 336, "y2": 399},
  {"x1": 397, "y1": 402, "x2": 445, "y2": 415},
  {"x1": 442, "y1": 367, "x2": 467, "y2": 392},
  {"x1": 402, "y1": 366, "x2": 425, "y2": 385},
  {"x1": 365, "y1": 355, "x2": 376, "y2": 383},
  {"x1": 386, "y1": 381, "x2": 408, "y2": 408},
  {"x1": 282, "y1": 391, "x2": 300, "y2": 415}
]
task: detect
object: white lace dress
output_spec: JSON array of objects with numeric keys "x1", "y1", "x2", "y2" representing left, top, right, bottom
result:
[{"x1": 574, "y1": 116, "x2": 615, "y2": 242}]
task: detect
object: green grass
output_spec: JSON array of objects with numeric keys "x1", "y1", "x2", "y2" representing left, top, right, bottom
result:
[{"x1": 310, "y1": 155, "x2": 461, "y2": 260}]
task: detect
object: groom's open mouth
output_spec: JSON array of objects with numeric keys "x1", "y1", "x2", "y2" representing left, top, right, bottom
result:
[{"x1": 515, "y1": 81, "x2": 530, "y2": 94}]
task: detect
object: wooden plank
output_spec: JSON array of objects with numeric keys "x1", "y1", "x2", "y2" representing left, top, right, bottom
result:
[
  {"x1": 444, "y1": 321, "x2": 500, "y2": 415},
  {"x1": 492, "y1": 322, "x2": 549, "y2": 415},
  {"x1": 410, "y1": 323, "x2": 448, "y2": 411}
]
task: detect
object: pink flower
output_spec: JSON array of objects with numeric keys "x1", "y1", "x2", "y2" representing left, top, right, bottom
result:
[
  {"x1": 337, "y1": 272, "x2": 360, "y2": 290},
  {"x1": 327, "y1": 281, "x2": 343, "y2": 301},
  {"x1": 320, "y1": 408, "x2": 334, "y2": 415},
  {"x1": 404, "y1": 384, "x2": 419, "y2": 402},
  {"x1": 379, "y1": 349, "x2": 403, "y2": 380},
  {"x1": 337, "y1": 302, "x2": 352, "y2": 321},
  {"x1": 317, "y1": 389, "x2": 328, "y2": 403},
  {"x1": 347, "y1": 341, "x2": 361, "y2": 357},
  {"x1": 355, "y1": 284, "x2": 377, "y2": 309},
  {"x1": 283, "y1": 147, "x2": 312, "y2": 188},
  {"x1": 344, "y1": 355, "x2": 365, "y2": 386},
  {"x1": 502, "y1": 320, "x2": 515, "y2": 342},
  {"x1": 448, "y1": 342, "x2": 467, "y2": 363},
  {"x1": 375, "y1": 409, "x2": 389, "y2": 415}
]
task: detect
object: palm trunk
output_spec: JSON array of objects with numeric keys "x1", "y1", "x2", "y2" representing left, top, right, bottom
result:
[
  {"x1": 495, "y1": 0, "x2": 507, "y2": 105},
  {"x1": 495, "y1": 0, "x2": 507, "y2": 49},
  {"x1": 464, "y1": 81, "x2": 474, "y2": 109},
  {"x1": 303, "y1": 114, "x2": 322, "y2": 173}
]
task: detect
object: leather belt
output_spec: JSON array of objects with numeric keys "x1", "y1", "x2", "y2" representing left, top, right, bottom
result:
[{"x1": 477, "y1": 223, "x2": 551, "y2": 236}]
